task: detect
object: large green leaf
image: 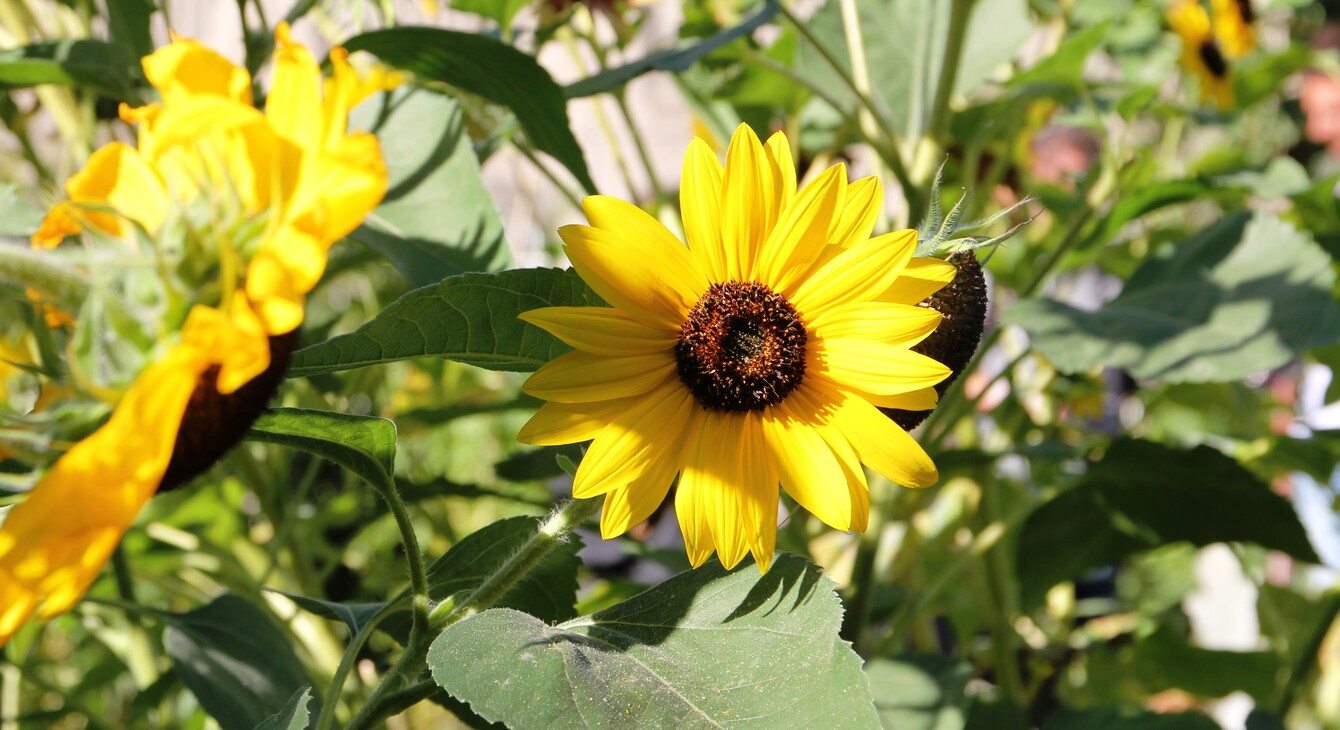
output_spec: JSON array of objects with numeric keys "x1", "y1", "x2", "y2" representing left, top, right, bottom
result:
[
  {"x1": 287, "y1": 268, "x2": 602, "y2": 377},
  {"x1": 1005, "y1": 213, "x2": 1340, "y2": 382},
  {"x1": 342, "y1": 27, "x2": 595, "y2": 193},
  {"x1": 867, "y1": 655, "x2": 971, "y2": 730},
  {"x1": 797, "y1": 0, "x2": 1031, "y2": 135},
  {"x1": 164, "y1": 595, "x2": 312, "y2": 730},
  {"x1": 0, "y1": 39, "x2": 139, "y2": 101},
  {"x1": 428, "y1": 554, "x2": 878, "y2": 729},
  {"x1": 1016, "y1": 439, "x2": 1318, "y2": 608},
  {"x1": 106, "y1": 0, "x2": 156, "y2": 62},
  {"x1": 253, "y1": 686, "x2": 313, "y2": 730},
  {"x1": 348, "y1": 87, "x2": 512, "y2": 286},
  {"x1": 426, "y1": 516, "x2": 582, "y2": 622},
  {"x1": 247, "y1": 408, "x2": 397, "y2": 491},
  {"x1": 565, "y1": 2, "x2": 782, "y2": 98}
]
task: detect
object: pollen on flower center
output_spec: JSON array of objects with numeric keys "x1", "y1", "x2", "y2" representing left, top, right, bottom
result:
[
  {"x1": 675, "y1": 281, "x2": 807, "y2": 412},
  {"x1": 1199, "y1": 40, "x2": 1229, "y2": 78}
]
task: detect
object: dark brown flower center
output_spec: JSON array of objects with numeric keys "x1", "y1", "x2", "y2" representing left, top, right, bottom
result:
[
  {"x1": 158, "y1": 330, "x2": 295, "y2": 492},
  {"x1": 675, "y1": 282, "x2": 807, "y2": 412},
  {"x1": 1235, "y1": 0, "x2": 1254, "y2": 24},
  {"x1": 1199, "y1": 40, "x2": 1229, "y2": 79}
]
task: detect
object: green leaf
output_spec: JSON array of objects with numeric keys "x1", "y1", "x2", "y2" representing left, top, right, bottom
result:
[
  {"x1": 106, "y1": 0, "x2": 156, "y2": 62},
  {"x1": 426, "y1": 516, "x2": 583, "y2": 622},
  {"x1": 450, "y1": 0, "x2": 532, "y2": 32},
  {"x1": 1005, "y1": 212, "x2": 1340, "y2": 382},
  {"x1": 164, "y1": 595, "x2": 312, "y2": 730},
  {"x1": 0, "y1": 184, "x2": 43, "y2": 238},
  {"x1": 1043, "y1": 709, "x2": 1219, "y2": 730},
  {"x1": 287, "y1": 268, "x2": 602, "y2": 377},
  {"x1": 247, "y1": 408, "x2": 397, "y2": 491},
  {"x1": 564, "y1": 2, "x2": 781, "y2": 98},
  {"x1": 428, "y1": 554, "x2": 879, "y2": 729},
  {"x1": 342, "y1": 27, "x2": 595, "y2": 193},
  {"x1": 1008, "y1": 23, "x2": 1107, "y2": 91},
  {"x1": 867, "y1": 655, "x2": 971, "y2": 730},
  {"x1": 348, "y1": 87, "x2": 512, "y2": 287},
  {"x1": 1095, "y1": 178, "x2": 1234, "y2": 244},
  {"x1": 1016, "y1": 439, "x2": 1319, "y2": 608},
  {"x1": 0, "y1": 39, "x2": 139, "y2": 101},
  {"x1": 253, "y1": 686, "x2": 313, "y2": 730},
  {"x1": 264, "y1": 589, "x2": 390, "y2": 636}
]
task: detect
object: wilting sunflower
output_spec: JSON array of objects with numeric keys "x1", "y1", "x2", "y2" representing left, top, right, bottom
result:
[
  {"x1": 1211, "y1": 0, "x2": 1255, "y2": 59},
  {"x1": 1168, "y1": 0, "x2": 1234, "y2": 110},
  {"x1": 0, "y1": 24, "x2": 390, "y2": 644},
  {"x1": 518, "y1": 125, "x2": 956, "y2": 572}
]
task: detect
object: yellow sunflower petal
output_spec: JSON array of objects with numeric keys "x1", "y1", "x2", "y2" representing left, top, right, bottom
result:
[
  {"x1": 0, "y1": 342, "x2": 211, "y2": 643},
  {"x1": 739, "y1": 413, "x2": 781, "y2": 572},
  {"x1": 681, "y1": 137, "x2": 727, "y2": 281},
  {"x1": 761, "y1": 405, "x2": 853, "y2": 531},
  {"x1": 289, "y1": 132, "x2": 387, "y2": 242},
  {"x1": 676, "y1": 416, "x2": 719, "y2": 568},
  {"x1": 859, "y1": 386, "x2": 939, "y2": 412},
  {"x1": 720, "y1": 124, "x2": 770, "y2": 280},
  {"x1": 266, "y1": 22, "x2": 322, "y2": 153},
  {"x1": 142, "y1": 36, "x2": 252, "y2": 107},
  {"x1": 32, "y1": 202, "x2": 83, "y2": 248},
  {"x1": 756, "y1": 163, "x2": 846, "y2": 294},
  {"x1": 559, "y1": 223, "x2": 702, "y2": 331},
  {"x1": 581, "y1": 196, "x2": 706, "y2": 297},
  {"x1": 826, "y1": 385, "x2": 939, "y2": 488},
  {"x1": 572, "y1": 383, "x2": 694, "y2": 498},
  {"x1": 809, "y1": 301, "x2": 942, "y2": 345},
  {"x1": 878, "y1": 257, "x2": 959, "y2": 305},
  {"x1": 520, "y1": 307, "x2": 678, "y2": 357},
  {"x1": 786, "y1": 386, "x2": 871, "y2": 533},
  {"x1": 815, "y1": 339, "x2": 951, "y2": 396},
  {"x1": 697, "y1": 414, "x2": 769, "y2": 570},
  {"x1": 64, "y1": 142, "x2": 169, "y2": 238},
  {"x1": 517, "y1": 395, "x2": 641, "y2": 446},
  {"x1": 523, "y1": 350, "x2": 675, "y2": 404},
  {"x1": 829, "y1": 176, "x2": 882, "y2": 249},
  {"x1": 599, "y1": 451, "x2": 679, "y2": 539},
  {"x1": 764, "y1": 130, "x2": 797, "y2": 219},
  {"x1": 792, "y1": 229, "x2": 917, "y2": 314}
]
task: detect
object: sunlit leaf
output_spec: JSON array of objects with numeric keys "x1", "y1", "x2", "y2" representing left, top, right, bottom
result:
[
  {"x1": 426, "y1": 516, "x2": 582, "y2": 622},
  {"x1": 1006, "y1": 213, "x2": 1340, "y2": 382},
  {"x1": 428, "y1": 554, "x2": 879, "y2": 729},
  {"x1": 247, "y1": 408, "x2": 397, "y2": 492},
  {"x1": 342, "y1": 27, "x2": 596, "y2": 193},
  {"x1": 287, "y1": 268, "x2": 602, "y2": 377},
  {"x1": 349, "y1": 87, "x2": 512, "y2": 286}
]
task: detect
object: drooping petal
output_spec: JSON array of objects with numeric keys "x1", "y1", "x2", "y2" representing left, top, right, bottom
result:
[
  {"x1": 519, "y1": 307, "x2": 678, "y2": 356},
  {"x1": 571, "y1": 383, "x2": 694, "y2": 498},
  {"x1": 791, "y1": 229, "x2": 917, "y2": 314},
  {"x1": 522, "y1": 350, "x2": 675, "y2": 404},
  {"x1": 755, "y1": 163, "x2": 846, "y2": 294},
  {"x1": 813, "y1": 338, "x2": 951, "y2": 396},
  {"x1": 517, "y1": 395, "x2": 641, "y2": 446},
  {"x1": 877, "y1": 257, "x2": 958, "y2": 305},
  {"x1": 675, "y1": 416, "x2": 718, "y2": 568},
  {"x1": 599, "y1": 449, "x2": 680, "y2": 539},
  {"x1": 859, "y1": 386, "x2": 939, "y2": 412},
  {"x1": 761, "y1": 404, "x2": 853, "y2": 531},
  {"x1": 559, "y1": 224, "x2": 701, "y2": 331},
  {"x1": 63, "y1": 142, "x2": 169, "y2": 238},
  {"x1": 807, "y1": 301, "x2": 942, "y2": 346},
  {"x1": 266, "y1": 22, "x2": 322, "y2": 154},
  {"x1": 680, "y1": 137, "x2": 727, "y2": 281},
  {"x1": 694, "y1": 414, "x2": 773, "y2": 570},
  {"x1": 823, "y1": 383, "x2": 939, "y2": 488}
]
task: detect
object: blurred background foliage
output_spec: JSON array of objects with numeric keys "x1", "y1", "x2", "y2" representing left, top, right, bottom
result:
[{"x1": 5, "y1": 0, "x2": 1340, "y2": 728}]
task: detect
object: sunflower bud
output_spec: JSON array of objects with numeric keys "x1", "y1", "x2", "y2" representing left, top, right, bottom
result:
[{"x1": 883, "y1": 250, "x2": 988, "y2": 431}]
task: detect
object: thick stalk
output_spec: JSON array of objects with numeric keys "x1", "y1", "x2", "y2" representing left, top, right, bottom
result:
[{"x1": 913, "y1": 0, "x2": 975, "y2": 183}]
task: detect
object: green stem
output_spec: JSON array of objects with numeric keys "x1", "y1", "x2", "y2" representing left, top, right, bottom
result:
[
  {"x1": 612, "y1": 91, "x2": 666, "y2": 207},
  {"x1": 0, "y1": 246, "x2": 104, "y2": 321},
  {"x1": 515, "y1": 142, "x2": 585, "y2": 213},
  {"x1": 912, "y1": 0, "x2": 974, "y2": 184},
  {"x1": 314, "y1": 604, "x2": 398, "y2": 730},
  {"x1": 431, "y1": 497, "x2": 602, "y2": 629},
  {"x1": 1277, "y1": 592, "x2": 1340, "y2": 715},
  {"x1": 841, "y1": 525, "x2": 881, "y2": 648}
]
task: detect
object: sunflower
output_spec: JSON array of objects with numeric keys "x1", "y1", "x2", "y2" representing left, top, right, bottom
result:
[
  {"x1": 517, "y1": 125, "x2": 956, "y2": 572},
  {"x1": 1168, "y1": 0, "x2": 1234, "y2": 110},
  {"x1": 1211, "y1": 0, "x2": 1255, "y2": 59},
  {"x1": 0, "y1": 24, "x2": 390, "y2": 645}
]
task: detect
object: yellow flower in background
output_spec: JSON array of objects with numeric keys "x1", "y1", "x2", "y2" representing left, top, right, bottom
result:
[
  {"x1": 1211, "y1": 0, "x2": 1255, "y2": 59},
  {"x1": 1168, "y1": 0, "x2": 1234, "y2": 110},
  {"x1": 0, "y1": 23, "x2": 389, "y2": 645},
  {"x1": 518, "y1": 125, "x2": 955, "y2": 572}
]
